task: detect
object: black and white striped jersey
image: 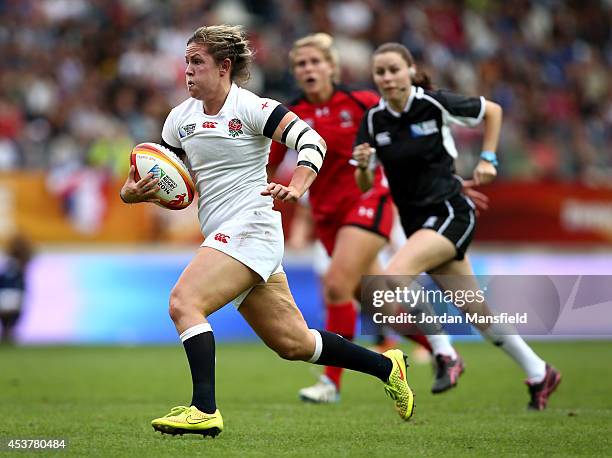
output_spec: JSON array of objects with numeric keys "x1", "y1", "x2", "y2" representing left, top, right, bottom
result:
[{"x1": 355, "y1": 86, "x2": 485, "y2": 208}]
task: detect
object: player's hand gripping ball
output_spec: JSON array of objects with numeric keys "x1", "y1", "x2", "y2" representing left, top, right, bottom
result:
[{"x1": 129, "y1": 143, "x2": 195, "y2": 210}]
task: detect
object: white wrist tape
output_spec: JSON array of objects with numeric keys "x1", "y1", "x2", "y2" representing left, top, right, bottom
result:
[
  {"x1": 282, "y1": 117, "x2": 326, "y2": 173},
  {"x1": 297, "y1": 142, "x2": 325, "y2": 173}
]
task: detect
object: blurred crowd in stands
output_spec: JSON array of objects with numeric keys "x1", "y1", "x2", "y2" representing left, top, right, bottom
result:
[{"x1": 1, "y1": 0, "x2": 610, "y2": 185}]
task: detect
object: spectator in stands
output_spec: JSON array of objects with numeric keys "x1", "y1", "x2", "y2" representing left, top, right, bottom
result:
[{"x1": 0, "y1": 0, "x2": 609, "y2": 182}]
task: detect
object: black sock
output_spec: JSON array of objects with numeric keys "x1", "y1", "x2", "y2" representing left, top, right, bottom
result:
[
  {"x1": 182, "y1": 330, "x2": 216, "y2": 414},
  {"x1": 313, "y1": 330, "x2": 393, "y2": 382}
]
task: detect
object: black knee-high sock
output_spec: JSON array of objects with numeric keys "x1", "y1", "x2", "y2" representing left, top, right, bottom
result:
[
  {"x1": 311, "y1": 330, "x2": 393, "y2": 382},
  {"x1": 181, "y1": 326, "x2": 216, "y2": 414}
]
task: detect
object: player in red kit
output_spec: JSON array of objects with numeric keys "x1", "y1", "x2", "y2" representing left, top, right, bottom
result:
[{"x1": 269, "y1": 33, "x2": 454, "y2": 403}]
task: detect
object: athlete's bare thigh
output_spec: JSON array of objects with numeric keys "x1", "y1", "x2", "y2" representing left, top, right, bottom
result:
[
  {"x1": 170, "y1": 247, "x2": 261, "y2": 333},
  {"x1": 239, "y1": 273, "x2": 314, "y2": 360}
]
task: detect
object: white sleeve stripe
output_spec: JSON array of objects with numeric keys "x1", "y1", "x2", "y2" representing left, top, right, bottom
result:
[
  {"x1": 475, "y1": 96, "x2": 486, "y2": 124},
  {"x1": 441, "y1": 125, "x2": 459, "y2": 158}
]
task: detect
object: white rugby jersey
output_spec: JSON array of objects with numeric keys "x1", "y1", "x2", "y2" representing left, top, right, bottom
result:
[{"x1": 162, "y1": 83, "x2": 282, "y2": 236}]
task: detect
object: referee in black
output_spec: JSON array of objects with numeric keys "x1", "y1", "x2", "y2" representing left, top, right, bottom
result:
[{"x1": 352, "y1": 42, "x2": 560, "y2": 411}]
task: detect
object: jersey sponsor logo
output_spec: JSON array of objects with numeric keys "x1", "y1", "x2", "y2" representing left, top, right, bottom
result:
[
  {"x1": 228, "y1": 118, "x2": 243, "y2": 137},
  {"x1": 410, "y1": 119, "x2": 439, "y2": 137},
  {"x1": 358, "y1": 206, "x2": 375, "y2": 219},
  {"x1": 179, "y1": 123, "x2": 197, "y2": 138},
  {"x1": 375, "y1": 132, "x2": 392, "y2": 146},
  {"x1": 423, "y1": 216, "x2": 438, "y2": 228},
  {"x1": 202, "y1": 121, "x2": 218, "y2": 128},
  {"x1": 315, "y1": 107, "x2": 330, "y2": 117},
  {"x1": 214, "y1": 233, "x2": 230, "y2": 243},
  {"x1": 339, "y1": 109, "x2": 353, "y2": 128}
]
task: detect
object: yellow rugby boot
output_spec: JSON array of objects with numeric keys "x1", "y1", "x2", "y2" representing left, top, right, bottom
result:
[
  {"x1": 151, "y1": 405, "x2": 223, "y2": 437},
  {"x1": 383, "y1": 349, "x2": 415, "y2": 421}
]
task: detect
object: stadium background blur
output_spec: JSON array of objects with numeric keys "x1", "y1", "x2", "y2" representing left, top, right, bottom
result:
[
  {"x1": 0, "y1": 0, "x2": 611, "y2": 344},
  {"x1": 1, "y1": 2, "x2": 611, "y2": 455}
]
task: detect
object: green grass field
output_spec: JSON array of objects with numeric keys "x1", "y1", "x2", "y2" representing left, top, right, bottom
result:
[{"x1": 1, "y1": 341, "x2": 611, "y2": 457}]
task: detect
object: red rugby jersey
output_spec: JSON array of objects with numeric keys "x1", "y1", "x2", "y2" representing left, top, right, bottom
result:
[{"x1": 269, "y1": 87, "x2": 383, "y2": 220}]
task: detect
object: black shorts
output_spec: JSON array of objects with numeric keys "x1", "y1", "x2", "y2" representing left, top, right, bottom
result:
[
  {"x1": 0, "y1": 310, "x2": 21, "y2": 328},
  {"x1": 398, "y1": 193, "x2": 476, "y2": 260}
]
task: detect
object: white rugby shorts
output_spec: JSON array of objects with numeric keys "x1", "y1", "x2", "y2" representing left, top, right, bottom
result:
[{"x1": 201, "y1": 207, "x2": 284, "y2": 307}]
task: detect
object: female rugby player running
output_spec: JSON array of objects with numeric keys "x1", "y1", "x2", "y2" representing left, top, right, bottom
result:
[
  {"x1": 269, "y1": 33, "x2": 459, "y2": 402},
  {"x1": 270, "y1": 34, "x2": 494, "y2": 401},
  {"x1": 120, "y1": 26, "x2": 414, "y2": 437},
  {"x1": 353, "y1": 42, "x2": 561, "y2": 411}
]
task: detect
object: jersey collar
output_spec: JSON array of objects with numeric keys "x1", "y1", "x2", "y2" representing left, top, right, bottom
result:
[
  {"x1": 200, "y1": 82, "x2": 238, "y2": 116},
  {"x1": 383, "y1": 85, "x2": 417, "y2": 117},
  {"x1": 222, "y1": 82, "x2": 239, "y2": 112}
]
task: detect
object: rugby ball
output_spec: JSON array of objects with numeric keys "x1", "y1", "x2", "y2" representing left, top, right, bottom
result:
[{"x1": 130, "y1": 142, "x2": 195, "y2": 210}]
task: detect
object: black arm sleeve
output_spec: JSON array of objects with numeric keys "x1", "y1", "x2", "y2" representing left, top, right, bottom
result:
[
  {"x1": 263, "y1": 104, "x2": 290, "y2": 139},
  {"x1": 161, "y1": 139, "x2": 187, "y2": 162},
  {"x1": 431, "y1": 90, "x2": 483, "y2": 119}
]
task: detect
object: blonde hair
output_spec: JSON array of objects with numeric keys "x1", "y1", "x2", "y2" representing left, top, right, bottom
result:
[
  {"x1": 289, "y1": 33, "x2": 340, "y2": 83},
  {"x1": 187, "y1": 24, "x2": 253, "y2": 84}
]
